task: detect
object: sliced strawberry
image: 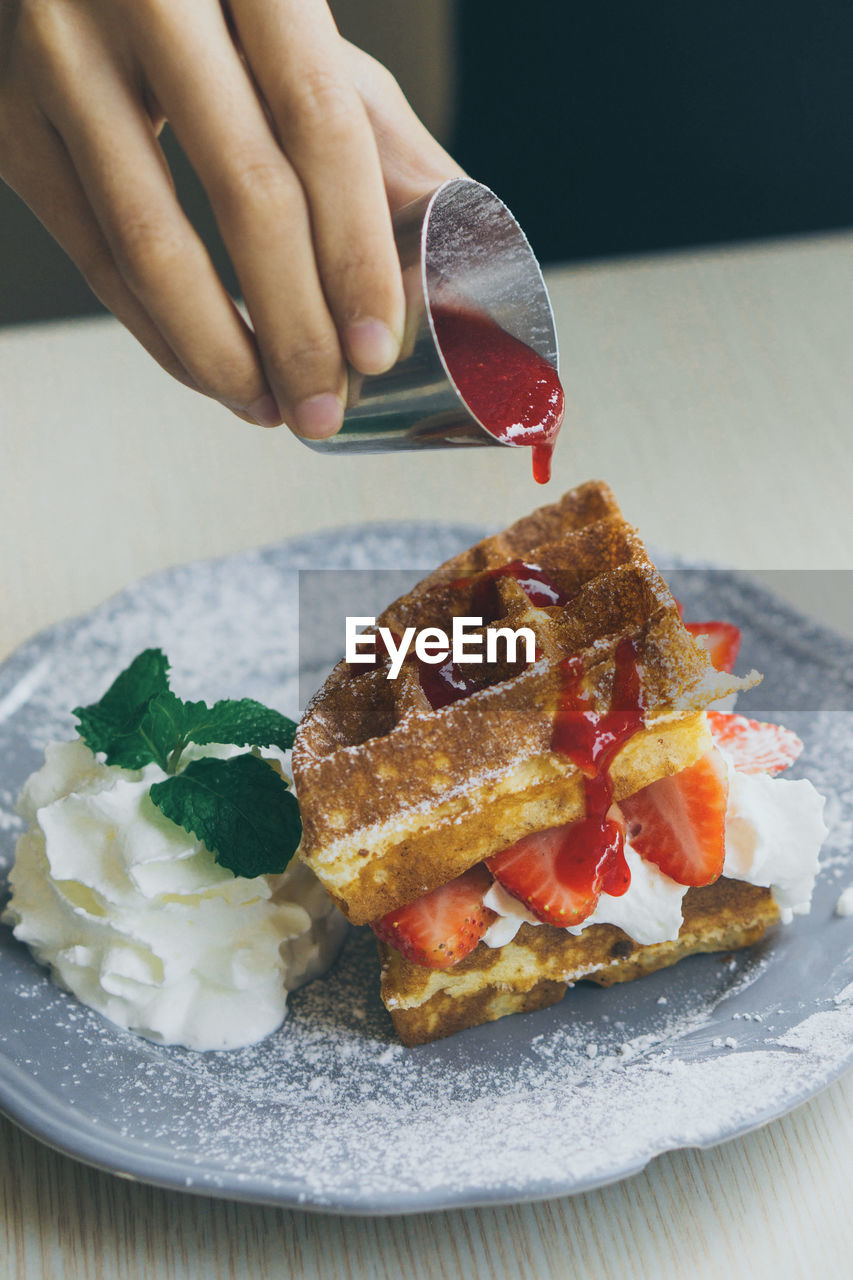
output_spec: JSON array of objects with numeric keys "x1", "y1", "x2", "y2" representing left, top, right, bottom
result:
[
  {"x1": 487, "y1": 815, "x2": 625, "y2": 926},
  {"x1": 708, "y1": 709, "x2": 802, "y2": 776},
  {"x1": 371, "y1": 865, "x2": 495, "y2": 969},
  {"x1": 684, "y1": 620, "x2": 741, "y2": 673},
  {"x1": 620, "y1": 751, "x2": 728, "y2": 886}
]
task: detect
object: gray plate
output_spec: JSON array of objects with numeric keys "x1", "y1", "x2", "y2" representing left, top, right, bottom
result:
[{"x1": 1, "y1": 524, "x2": 852, "y2": 1216}]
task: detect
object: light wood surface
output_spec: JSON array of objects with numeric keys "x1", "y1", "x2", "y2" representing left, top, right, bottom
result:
[{"x1": 2, "y1": 235, "x2": 853, "y2": 1278}]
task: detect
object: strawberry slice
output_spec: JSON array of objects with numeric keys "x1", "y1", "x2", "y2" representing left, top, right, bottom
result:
[
  {"x1": 708, "y1": 709, "x2": 802, "y2": 776},
  {"x1": 620, "y1": 751, "x2": 728, "y2": 886},
  {"x1": 371, "y1": 865, "x2": 495, "y2": 969},
  {"x1": 487, "y1": 815, "x2": 626, "y2": 926},
  {"x1": 684, "y1": 620, "x2": 741, "y2": 673}
]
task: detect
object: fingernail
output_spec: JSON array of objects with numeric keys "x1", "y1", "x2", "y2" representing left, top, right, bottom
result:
[
  {"x1": 247, "y1": 393, "x2": 282, "y2": 427},
  {"x1": 293, "y1": 393, "x2": 344, "y2": 439},
  {"x1": 345, "y1": 319, "x2": 399, "y2": 376}
]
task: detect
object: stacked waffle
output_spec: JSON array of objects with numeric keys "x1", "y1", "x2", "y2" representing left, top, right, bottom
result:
[{"x1": 293, "y1": 482, "x2": 784, "y2": 1045}]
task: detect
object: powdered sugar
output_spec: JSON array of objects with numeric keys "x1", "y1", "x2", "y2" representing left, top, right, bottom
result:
[{"x1": 0, "y1": 527, "x2": 851, "y2": 1213}]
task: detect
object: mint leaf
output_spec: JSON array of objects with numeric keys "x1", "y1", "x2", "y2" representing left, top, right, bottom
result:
[
  {"x1": 73, "y1": 648, "x2": 297, "y2": 777},
  {"x1": 74, "y1": 649, "x2": 173, "y2": 770},
  {"x1": 168, "y1": 697, "x2": 297, "y2": 755},
  {"x1": 149, "y1": 753, "x2": 301, "y2": 879}
]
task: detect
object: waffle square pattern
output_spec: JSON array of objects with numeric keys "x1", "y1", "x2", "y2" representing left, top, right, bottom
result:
[{"x1": 293, "y1": 482, "x2": 756, "y2": 926}]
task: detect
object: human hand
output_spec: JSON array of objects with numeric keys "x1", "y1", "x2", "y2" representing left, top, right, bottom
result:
[{"x1": 0, "y1": 1, "x2": 463, "y2": 436}]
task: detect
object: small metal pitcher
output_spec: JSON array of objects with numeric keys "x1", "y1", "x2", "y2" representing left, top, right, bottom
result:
[{"x1": 299, "y1": 178, "x2": 559, "y2": 455}]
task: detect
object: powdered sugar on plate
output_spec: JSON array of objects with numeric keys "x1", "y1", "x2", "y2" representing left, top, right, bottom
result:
[{"x1": 0, "y1": 526, "x2": 852, "y2": 1213}]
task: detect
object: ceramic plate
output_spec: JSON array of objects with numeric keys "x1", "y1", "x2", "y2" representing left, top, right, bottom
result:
[{"x1": 1, "y1": 524, "x2": 852, "y2": 1215}]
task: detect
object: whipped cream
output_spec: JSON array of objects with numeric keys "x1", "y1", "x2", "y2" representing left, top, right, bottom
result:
[
  {"x1": 481, "y1": 748, "x2": 827, "y2": 948},
  {"x1": 482, "y1": 842, "x2": 688, "y2": 947},
  {"x1": 3, "y1": 740, "x2": 347, "y2": 1051},
  {"x1": 721, "y1": 754, "x2": 827, "y2": 922},
  {"x1": 835, "y1": 887, "x2": 853, "y2": 917}
]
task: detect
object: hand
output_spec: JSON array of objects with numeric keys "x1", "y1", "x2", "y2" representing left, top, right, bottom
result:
[{"x1": 0, "y1": 1, "x2": 463, "y2": 436}]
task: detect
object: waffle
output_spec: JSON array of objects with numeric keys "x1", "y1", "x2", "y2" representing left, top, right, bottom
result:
[
  {"x1": 379, "y1": 879, "x2": 780, "y2": 1046},
  {"x1": 293, "y1": 481, "x2": 757, "y2": 925}
]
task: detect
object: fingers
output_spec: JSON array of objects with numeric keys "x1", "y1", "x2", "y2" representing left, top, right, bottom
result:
[
  {"x1": 1, "y1": 0, "x2": 468, "y2": 441},
  {"x1": 0, "y1": 99, "x2": 196, "y2": 391},
  {"x1": 342, "y1": 42, "x2": 466, "y2": 211},
  {"x1": 228, "y1": 0, "x2": 405, "y2": 377},
  {"x1": 128, "y1": 2, "x2": 356, "y2": 438},
  {"x1": 29, "y1": 11, "x2": 280, "y2": 426}
]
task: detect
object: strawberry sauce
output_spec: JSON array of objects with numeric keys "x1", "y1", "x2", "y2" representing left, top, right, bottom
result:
[
  {"x1": 417, "y1": 659, "x2": 479, "y2": 710},
  {"x1": 419, "y1": 562, "x2": 567, "y2": 709},
  {"x1": 431, "y1": 306, "x2": 563, "y2": 484},
  {"x1": 456, "y1": 559, "x2": 569, "y2": 624},
  {"x1": 506, "y1": 561, "x2": 568, "y2": 606},
  {"x1": 547, "y1": 638, "x2": 646, "y2": 901}
]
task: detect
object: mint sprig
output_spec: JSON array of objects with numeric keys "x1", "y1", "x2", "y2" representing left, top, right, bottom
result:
[
  {"x1": 149, "y1": 754, "x2": 301, "y2": 880},
  {"x1": 153, "y1": 693, "x2": 298, "y2": 771},
  {"x1": 73, "y1": 649, "x2": 172, "y2": 770},
  {"x1": 73, "y1": 649, "x2": 300, "y2": 879},
  {"x1": 73, "y1": 648, "x2": 297, "y2": 771}
]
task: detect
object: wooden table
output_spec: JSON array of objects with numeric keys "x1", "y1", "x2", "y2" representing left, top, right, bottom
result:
[{"x1": 2, "y1": 234, "x2": 852, "y2": 1278}]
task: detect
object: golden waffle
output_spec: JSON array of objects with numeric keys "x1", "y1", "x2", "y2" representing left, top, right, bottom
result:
[
  {"x1": 293, "y1": 481, "x2": 757, "y2": 925},
  {"x1": 379, "y1": 879, "x2": 780, "y2": 1046}
]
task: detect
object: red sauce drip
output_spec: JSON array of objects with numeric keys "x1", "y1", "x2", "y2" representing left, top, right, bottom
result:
[
  {"x1": 455, "y1": 559, "x2": 569, "y2": 622},
  {"x1": 555, "y1": 812, "x2": 629, "y2": 900},
  {"x1": 414, "y1": 560, "x2": 569, "y2": 710},
  {"x1": 493, "y1": 560, "x2": 568, "y2": 607},
  {"x1": 532, "y1": 442, "x2": 554, "y2": 485},
  {"x1": 552, "y1": 640, "x2": 644, "y2": 775},
  {"x1": 417, "y1": 657, "x2": 479, "y2": 710},
  {"x1": 549, "y1": 638, "x2": 646, "y2": 900},
  {"x1": 431, "y1": 306, "x2": 563, "y2": 484},
  {"x1": 378, "y1": 627, "x2": 479, "y2": 711}
]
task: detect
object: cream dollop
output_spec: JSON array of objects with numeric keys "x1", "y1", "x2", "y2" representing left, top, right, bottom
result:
[
  {"x1": 3, "y1": 739, "x2": 347, "y2": 1051},
  {"x1": 835, "y1": 886, "x2": 853, "y2": 917},
  {"x1": 721, "y1": 756, "x2": 827, "y2": 922},
  {"x1": 482, "y1": 749, "x2": 827, "y2": 948},
  {"x1": 564, "y1": 846, "x2": 688, "y2": 944}
]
